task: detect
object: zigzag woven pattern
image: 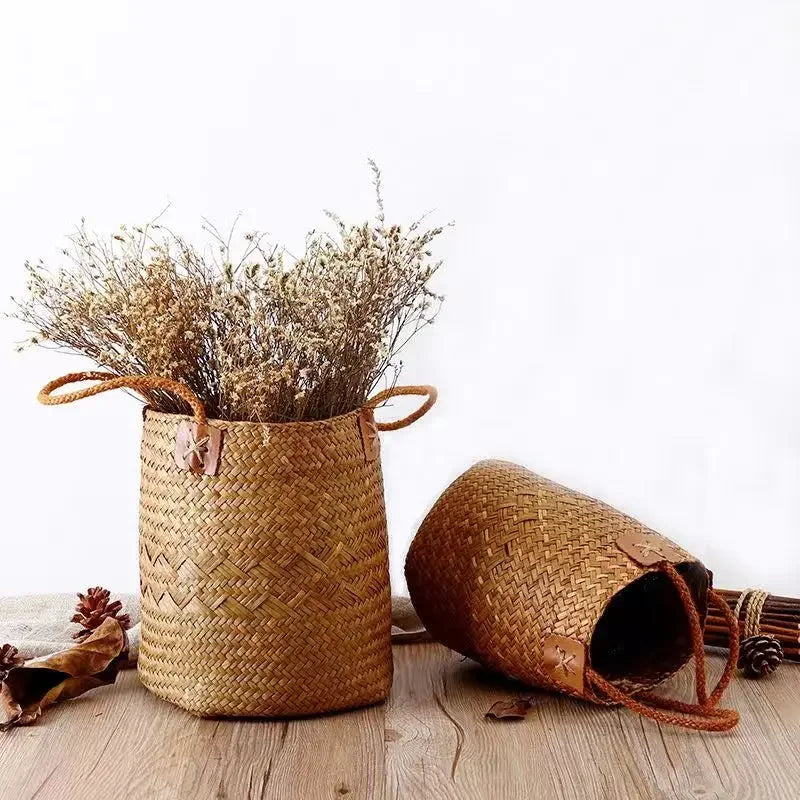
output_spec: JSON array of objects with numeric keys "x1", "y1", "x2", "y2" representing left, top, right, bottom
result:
[
  {"x1": 405, "y1": 460, "x2": 700, "y2": 703},
  {"x1": 138, "y1": 408, "x2": 393, "y2": 717}
]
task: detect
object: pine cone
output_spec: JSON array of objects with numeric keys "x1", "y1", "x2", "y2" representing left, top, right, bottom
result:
[
  {"x1": 0, "y1": 643, "x2": 24, "y2": 680},
  {"x1": 738, "y1": 634, "x2": 783, "y2": 679},
  {"x1": 72, "y1": 587, "x2": 131, "y2": 641}
]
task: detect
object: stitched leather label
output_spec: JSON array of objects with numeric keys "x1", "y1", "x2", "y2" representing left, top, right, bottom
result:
[
  {"x1": 358, "y1": 408, "x2": 380, "y2": 462},
  {"x1": 543, "y1": 635, "x2": 585, "y2": 695},
  {"x1": 616, "y1": 531, "x2": 683, "y2": 567},
  {"x1": 174, "y1": 421, "x2": 223, "y2": 476}
]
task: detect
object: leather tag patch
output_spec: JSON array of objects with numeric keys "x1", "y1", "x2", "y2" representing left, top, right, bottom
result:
[
  {"x1": 616, "y1": 531, "x2": 683, "y2": 566},
  {"x1": 543, "y1": 635, "x2": 585, "y2": 695},
  {"x1": 358, "y1": 408, "x2": 380, "y2": 462},
  {"x1": 174, "y1": 421, "x2": 223, "y2": 476}
]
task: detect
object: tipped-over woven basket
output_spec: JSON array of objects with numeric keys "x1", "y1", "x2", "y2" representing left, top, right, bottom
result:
[
  {"x1": 39, "y1": 371, "x2": 437, "y2": 717},
  {"x1": 406, "y1": 460, "x2": 740, "y2": 731}
]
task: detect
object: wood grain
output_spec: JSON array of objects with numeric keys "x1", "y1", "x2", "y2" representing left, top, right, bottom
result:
[{"x1": 1, "y1": 645, "x2": 798, "y2": 799}]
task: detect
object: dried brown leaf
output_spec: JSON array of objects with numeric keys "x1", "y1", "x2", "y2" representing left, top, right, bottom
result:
[
  {"x1": 485, "y1": 698, "x2": 534, "y2": 720},
  {"x1": 0, "y1": 644, "x2": 24, "y2": 679},
  {"x1": 0, "y1": 618, "x2": 126, "y2": 731}
]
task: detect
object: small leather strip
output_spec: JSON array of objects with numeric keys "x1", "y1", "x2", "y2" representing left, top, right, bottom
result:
[
  {"x1": 358, "y1": 408, "x2": 380, "y2": 462},
  {"x1": 174, "y1": 421, "x2": 223, "y2": 476},
  {"x1": 543, "y1": 634, "x2": 586, "y2": 695},
  {"x1": 616, "y1": 530, "x2": 684, "y2": 567}
]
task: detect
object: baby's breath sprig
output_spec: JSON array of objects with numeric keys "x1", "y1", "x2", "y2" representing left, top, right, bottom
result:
[{"x1": 11, "y1": 167, "x2": 447, "y2": 422}]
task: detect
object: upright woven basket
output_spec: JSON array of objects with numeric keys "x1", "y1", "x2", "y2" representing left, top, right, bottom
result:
[
  {"x1": 39, "y1": 372, "x2": 436, "y2": 717},
  {"x1": 406, "y1": 460, "x2": 741, "y2": 731}
]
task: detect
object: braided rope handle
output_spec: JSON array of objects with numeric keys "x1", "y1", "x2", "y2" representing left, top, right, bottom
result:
[
  {"x1": 364, "y1": 385, "x2": 438, "y2": 431},
  {"x1": 586, "y1": 563, "x2": 740, "y2": 732},
  {"x1": 38, "y1": 371, "x2": 208, "y2": 424},
  {"x1": 39, "y1": 374, "x2": 438, "y2": 433}
]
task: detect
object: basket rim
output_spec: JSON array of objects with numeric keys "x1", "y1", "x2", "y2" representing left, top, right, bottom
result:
[{"x1": 143, "y1": 404, "x2": 362, "y2": 430}]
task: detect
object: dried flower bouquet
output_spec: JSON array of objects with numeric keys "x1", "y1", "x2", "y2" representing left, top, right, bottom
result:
[{"x1": 12, "y1": 163, "x2": 446, "y2": 422}]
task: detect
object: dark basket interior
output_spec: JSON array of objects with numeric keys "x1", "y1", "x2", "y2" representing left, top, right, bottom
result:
[{"x1": 590, "y1": 563, "x2": 709, "y2": 690}]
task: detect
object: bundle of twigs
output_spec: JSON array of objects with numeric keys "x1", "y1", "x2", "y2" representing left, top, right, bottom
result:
[{"x1": 704, "y1": 588, "x2": 800, "y2": 677}]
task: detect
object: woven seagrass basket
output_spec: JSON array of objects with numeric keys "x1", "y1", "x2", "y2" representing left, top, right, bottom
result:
[
  {"x1": 406, "y1": 460, "x2": 741, "y2": 731},
  {"x1": 39, "y1": 371, "x2": 436, "y2": 717}
]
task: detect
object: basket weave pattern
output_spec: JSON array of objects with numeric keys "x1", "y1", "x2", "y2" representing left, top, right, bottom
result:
[
  {"x1": 406, "y1": 459, "x2": 698, "y2": 701},
  {"x1": 138, "y1": 408, "x2": 393, "y2": 717}
]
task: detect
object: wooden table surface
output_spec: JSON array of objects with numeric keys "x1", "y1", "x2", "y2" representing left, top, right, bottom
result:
[{"x1": 1, "y1": 643, "x2": 798, "y2": 799}]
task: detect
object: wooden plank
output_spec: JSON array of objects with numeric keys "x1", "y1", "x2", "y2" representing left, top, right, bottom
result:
[
  {"x1": 386, "y1": 644, "x2": 654, "y2": 799},
  {"x1": 1, "y1": 647, "x2": 799, "y2": 799},
  {"x1": 0, "y1": 670, "x2": 384, "y2": 800},
  {"x1": 386, "y1": 645, "x2": 800, "y2": 800}
]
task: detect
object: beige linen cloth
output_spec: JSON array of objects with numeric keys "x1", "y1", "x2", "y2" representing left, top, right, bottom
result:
[{"x1": 0, "y1": 593, "x2": 429, "y2": 663}]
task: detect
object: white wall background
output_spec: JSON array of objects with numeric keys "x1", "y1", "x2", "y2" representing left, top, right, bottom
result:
[{"x1": 1, "y1": 1, "x2": 798, "y2": 598}]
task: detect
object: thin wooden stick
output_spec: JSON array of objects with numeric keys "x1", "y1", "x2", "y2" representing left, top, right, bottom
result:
[
  {"x1": 707, "y1": 611, "x2": 800, "y2": 627},
  {"x1": 706, "y1": 637, "x2": 800, "y2": 659}
]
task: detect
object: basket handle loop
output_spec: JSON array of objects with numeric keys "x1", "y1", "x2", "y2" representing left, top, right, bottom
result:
[
  {"x1": 38, "y1": 371, "x2": 208, "y2": 425},
  {"x1": 364, "y1": 385, "x2": 438, "y2": 432},
  {"x1": 586, "y1": 563, "x2": 740, "y2": 732}
]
